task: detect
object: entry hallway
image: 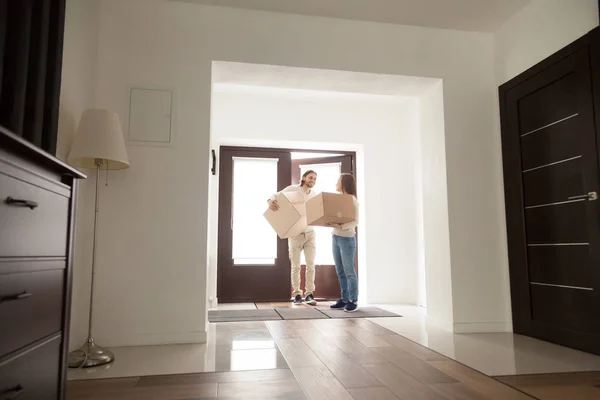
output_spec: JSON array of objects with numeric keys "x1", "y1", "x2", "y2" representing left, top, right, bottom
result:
[{"x1": 67, "y1": 306, "x2": 600, "y2": 400}]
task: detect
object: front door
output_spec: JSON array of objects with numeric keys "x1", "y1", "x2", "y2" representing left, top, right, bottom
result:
[
  {"x1": 217, "y1": 148, "x2": 292, "y2": 302},
  {"x1": 217, "y1": 148, "x2": 357, "y2": 303},
  {"x1": 291, "y1": 156, "x2": 354, "y2": 300},
  {"x1": 501, "y1": 47, "x2": 600, "y2": 354}
]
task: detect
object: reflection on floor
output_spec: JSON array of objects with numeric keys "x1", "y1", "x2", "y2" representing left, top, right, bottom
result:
[
  {"x1": 67, "y1": 369, "x2": 304, "y2": 399},
  {"x1": 69, "y1": 304, "x2": 600, "y2": 382},
  {"x1": 67, "y1": 322, "x2": 287, "y2": 381},
  {"x1": 68, "y1": 318, "x2": 536, "y2": 400},
  {"x1": 67, "y1": 305, "x2": 600, "y2": 399},
  {"x1": 369, "y1": 305, "x2": 600, "y2": 376},
  {"x1": 213, "y1": 303, "x2": 600, "y2": 377}
]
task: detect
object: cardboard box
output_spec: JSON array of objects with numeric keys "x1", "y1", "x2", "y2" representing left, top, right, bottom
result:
[
  {"x1": 263, "y1": 191, "x2": 307, "y2": 239},
  {"x1": 306, "y1": 192, "x2": 356, "y2": 227}
]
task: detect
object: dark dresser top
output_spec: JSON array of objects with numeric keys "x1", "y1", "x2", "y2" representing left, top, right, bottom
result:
[{"x1": 0, "y1": 125, "x2": 86, "y2": 179}]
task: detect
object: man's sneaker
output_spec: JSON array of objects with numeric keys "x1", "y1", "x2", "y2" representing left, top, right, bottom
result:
[
  {"x1": 345, "y1": 301, "x2": 358, "y2": 313},
  {"x1": 330, "y1": 299, "x2": 347, "y2": 310},
  {"x1": 293, "y1": 295, "x2": 303, "y2": 304},
  {"x1": 305, "y1": 294, "x2": 317, "y2": 306}
]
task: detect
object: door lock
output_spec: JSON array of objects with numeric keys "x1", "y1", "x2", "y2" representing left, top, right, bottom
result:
[{"x1": 568, "y1": 192, "x2": 598, "y2": 201}]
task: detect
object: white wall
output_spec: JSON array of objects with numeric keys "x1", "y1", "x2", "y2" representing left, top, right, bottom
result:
[
  {"x1": 57, "y1": 0, "x2": 100, "y2": 350},
  {"x1": 418, "y1": 82, "x2": 453, "y2": 329},
  {"x1": 68, "y1": 0, "x2": 512, "y2": 345},
  {"x1": 58, "y1": 0, "x2": 600, "y2": 346},
  {"x1": 495, "y1": 0, "x2": 599, "y2": 85},
  {"x1": 209, "y1": 85, "x2": 423, "y2": 305},
  {"x1": 56, "y1": 0, "x2": 100, "y2": 161}
]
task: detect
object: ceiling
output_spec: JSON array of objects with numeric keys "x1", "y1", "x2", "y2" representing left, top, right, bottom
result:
[
  {"x1": 212, "y1": 62, "x2": 439, "y2": 97},
  {"x1": 174, "y1": 0, "x2": 530, "y2": 32}
]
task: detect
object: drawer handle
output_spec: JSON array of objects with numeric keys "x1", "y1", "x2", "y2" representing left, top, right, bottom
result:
[
  {"x1": 0, "y1": 291, "x2": 32, "y2": 304},
  {"x1": 0, "y1": 385, "x2": 24, "y2": 399},
  {"x1": 5, "y1": 197, "x2": 38, "y2": 210}
]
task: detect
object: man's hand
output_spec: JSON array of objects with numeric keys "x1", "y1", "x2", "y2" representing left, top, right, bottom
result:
[
  {"x1": 268, "y1": 199, "x2": 280, "y2": 211},
  {"x1": 328, "y1": 222, "x2": 342, "y2": 228}
]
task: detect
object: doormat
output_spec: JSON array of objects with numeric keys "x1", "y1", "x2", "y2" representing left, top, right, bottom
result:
[
  {"x1": 275, "y1": 307, "x2": 329, "y2": 320},
  {"x1": 317, "y1": 306, "x2": 401, "y2": 319},
  {"x1": 208, "y1": 306, "x2": 401, "y2": 322},
  {"x1": 208, "y1": 309, "x2": 281, "y2": 322}
]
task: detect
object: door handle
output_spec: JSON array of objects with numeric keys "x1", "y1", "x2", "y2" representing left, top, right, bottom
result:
[
  {"x1": 0, "y1": 291, "x2": 32, "y2": 304},
  {"x1": 568, "y1": 192, "x2": 598, "y2": 201},
  {"x1": 5, "y1": 197, "x2": 38, "y2": 209}
]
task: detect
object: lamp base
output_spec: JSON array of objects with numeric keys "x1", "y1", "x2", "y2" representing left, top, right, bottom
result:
[{"x1": 67, "y1": 338, "x2": 115, "y2": 368}]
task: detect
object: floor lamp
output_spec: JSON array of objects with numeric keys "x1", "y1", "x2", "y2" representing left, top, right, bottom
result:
[{"x1": 66, "y1": 109, "x2": 130, "y2": 368}]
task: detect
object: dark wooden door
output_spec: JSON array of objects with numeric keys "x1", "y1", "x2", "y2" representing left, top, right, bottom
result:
[
  {"x1": 217, "y1": 148, "x2": 292, "y2": 302},
  {"x1": 500, "y1": 46, "x2": 600, "y2": 354},
  {"x1": 292, "y1": 155, "x2": 355, "y2": 300}
]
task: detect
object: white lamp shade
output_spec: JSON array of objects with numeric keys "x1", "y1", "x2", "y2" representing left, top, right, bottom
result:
[{"x1": 68, "y1": 109, "x2": 130, "y2": 170}]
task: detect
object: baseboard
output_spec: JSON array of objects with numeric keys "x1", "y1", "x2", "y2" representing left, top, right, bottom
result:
[
  {"x1": 452, "y1": 320, "x2": 513, "y2": 333},
  {"x1": 100, "y1": 330, "x2": 208, "y2": 347}
]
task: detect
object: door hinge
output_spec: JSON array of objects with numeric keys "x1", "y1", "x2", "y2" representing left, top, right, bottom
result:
[{"x1": 211, "y1": 149, "x2": 216, "y2": 175}]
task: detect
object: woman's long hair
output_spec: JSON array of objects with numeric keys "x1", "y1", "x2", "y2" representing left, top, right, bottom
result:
[
  {"x1": 340, "y1": 173, "x2": 356, "y2": 197},
  {"x1": 300, "y1": 170, "x2": 317, "y2": 186}
]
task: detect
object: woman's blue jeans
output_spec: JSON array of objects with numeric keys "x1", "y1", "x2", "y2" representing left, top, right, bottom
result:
[{"x1": 332, "y1": 235, "x2": 357, "y2": 302}]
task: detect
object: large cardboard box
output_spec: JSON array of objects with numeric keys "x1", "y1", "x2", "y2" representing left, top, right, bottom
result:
[
  {"x1": 263, "y1": 191, "x2": 307, "y2": 239},
  {"x1": 306, "y1": 192, "x2": 355, "y2": 227}
]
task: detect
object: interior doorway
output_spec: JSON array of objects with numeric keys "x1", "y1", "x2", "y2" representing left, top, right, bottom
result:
[
  {"x1": 208, "y1": 63, "x2": 448, "y2": 320},
  {"x1": 217, "y1": 146, "x2": 356, "y2": 303}
]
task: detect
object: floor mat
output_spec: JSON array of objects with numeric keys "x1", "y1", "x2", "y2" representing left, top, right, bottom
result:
[
  {"x1": 274, "y1": 307, "x2": 329, "y2": 320},
  {"x1": 208, "y1": 309, "x2": 281, "y2": 322},
  {"x1": 317, "y1": 306, "x2": 401, "y2": 319},
  {"x1": 209, "y1": 306, "x2": 401, "y2": 322}
]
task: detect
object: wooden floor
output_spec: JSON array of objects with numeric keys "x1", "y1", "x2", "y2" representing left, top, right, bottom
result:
[
  {"x1": 67, "y1": 318, "x2": 600, "y2": 399},
  {"x1": 496, "y1": 371, "x2": 600, "y2": 400}
]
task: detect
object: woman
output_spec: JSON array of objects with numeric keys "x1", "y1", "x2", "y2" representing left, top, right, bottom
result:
[{"x1": 329, "y1": 173, "x2": 359, "y2": 312}]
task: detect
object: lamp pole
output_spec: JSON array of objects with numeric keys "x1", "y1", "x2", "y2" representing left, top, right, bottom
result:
[{"x1": 68, "y1": 158, "x2": 115, "y2": 368}]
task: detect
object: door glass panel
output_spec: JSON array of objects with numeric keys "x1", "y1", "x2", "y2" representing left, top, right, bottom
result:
[
  {"x1": 232, "y1": 157, "x2": 278, "y2": 265},
  {"x1": 299, "y1": 162, "x2": 341, "y2": 265}
]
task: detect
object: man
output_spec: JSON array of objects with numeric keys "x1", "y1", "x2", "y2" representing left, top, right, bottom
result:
[{"x1": 268, "y1": 170, "x2": 318, "y2": 305}]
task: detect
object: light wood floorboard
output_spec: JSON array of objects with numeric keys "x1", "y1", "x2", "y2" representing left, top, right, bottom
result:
[
  {"x1": 496, "y1": 371, "x2": 600, "y2": 400},
  {"x1": 68, "y1": 319, "x2": 560, "y2": 400}
]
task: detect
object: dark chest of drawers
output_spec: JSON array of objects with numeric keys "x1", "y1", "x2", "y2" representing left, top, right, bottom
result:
[{"x1": 0, "y1": 126, "x2": 85, "y2": 399}]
